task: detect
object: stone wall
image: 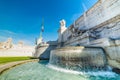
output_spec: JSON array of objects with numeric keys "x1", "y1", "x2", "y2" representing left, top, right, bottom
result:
[
  {"x1": 104, "y1": 40, "x2": 120, "y2": 69},
  {"x1": 61, "y1": 13, "x2": 120, "y2": 47},
  {"x1": 57, "y1": 0, "x2": 120, "y2": 70},
  {"x1": 75, "y1": 0, "x2": 120, "y2": 30},
  {"x1": 0, "y1": 46, "x2": 34, "y2": 57},
  {"x1": 91, "y1": 15, "x2": 120, "y2": 40},
  {"x1": 33, "y1": 42, "x2": 57, "y2": 59},
  {"x1": 58, "y1": 0, "x2": 120, "y2": 46},
  {"x1": 0, "y1": 38, "x2": 34, "y2": 57}
]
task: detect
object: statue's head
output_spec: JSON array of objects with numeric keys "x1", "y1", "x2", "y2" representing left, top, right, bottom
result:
[
  {"x1": 60, "y1": 19, "x2": 66, "y2": 27},
  {"x1": 7, "y1": 38, "x2": 12, "y2": 42}
]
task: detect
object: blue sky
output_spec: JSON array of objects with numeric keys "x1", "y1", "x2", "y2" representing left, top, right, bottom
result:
[{"x1": 0, "y1": 0, "x2": 98, "y2": 45}]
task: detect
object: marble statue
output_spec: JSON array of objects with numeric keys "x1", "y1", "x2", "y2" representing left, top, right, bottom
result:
[{"x1": 60, "y1": 19, "x2": 66, "y2": 28}]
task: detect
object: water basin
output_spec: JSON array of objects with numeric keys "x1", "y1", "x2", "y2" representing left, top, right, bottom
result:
[{"x1": 0, "y1": 61, "x2": 120, "y2": 80}]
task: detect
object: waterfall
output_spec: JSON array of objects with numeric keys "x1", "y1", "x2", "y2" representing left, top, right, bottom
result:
[{"x1": 49, "y1": 46, "x2": 108, "y2": 72}]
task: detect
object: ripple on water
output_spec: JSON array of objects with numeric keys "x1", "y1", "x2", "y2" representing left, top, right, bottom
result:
[{"x1": 0, "y1": 61, "x2": 120, "y2": 80}]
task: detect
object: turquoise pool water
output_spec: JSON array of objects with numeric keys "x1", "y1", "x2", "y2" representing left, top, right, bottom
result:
[{"x1": 0, "y1": 61, "x2": 120, "y2": 80}]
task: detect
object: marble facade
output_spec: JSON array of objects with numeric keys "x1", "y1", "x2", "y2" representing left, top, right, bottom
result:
[
  {"x1": 0, "y1": 38, "x2": 34, "y2": 57},
  {"x1": 57, "y1": 0, "x2": 120, "y2": 69},
  {"x1": 58, "y1": 0, "x2": 120, "y2": 47}
]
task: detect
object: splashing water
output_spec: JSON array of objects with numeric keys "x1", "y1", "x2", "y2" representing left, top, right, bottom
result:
[
  {"x1": 0, "y1": 61, "x2": 120, "y2": 80},
  {"x1": 47, "y1": 64, "x2": 116, "y2": 77}
]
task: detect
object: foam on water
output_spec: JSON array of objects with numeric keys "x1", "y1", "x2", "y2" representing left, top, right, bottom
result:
[
  {"x1": 47, "y1": 64, "x2": 81, "y2": 74},
  {"x1": 1, "y1": 62, "x2": 120, "y2": 80},
  {"x1": 47, "y1": 64, "x2": 117, "y2": 78}
]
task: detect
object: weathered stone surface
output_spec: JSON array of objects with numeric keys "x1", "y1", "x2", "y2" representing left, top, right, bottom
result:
[
  {"x1": 115, "y1": 40, "x2": 120, "y2": 45},
  {"x1": 56, "y1": 0, "x2": 120, "y2": 70},
  {"x1": 105, "y1": 46, "x2": 120, "y2": 61},
  {"x1": 0, "y1": 59, "x2": 38, "y2": 74},
  {"x1": 89, "y1": 38, "x2": 110, "y2": 47},
  {"x1": 34, "y1": 42, "x2": 57, "y2": 59},
  {"x1": 108, "y1": 59, "x2": 120, "y2": 69},
  {"x1": 103, "y1": 39, "x2": 120, "y2": 69},
  {"x1": 58, "y1": 0, "x2": 120, "y2": 47}
]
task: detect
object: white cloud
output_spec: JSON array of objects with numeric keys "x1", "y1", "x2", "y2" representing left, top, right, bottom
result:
[
  {"x1": 0, "y1": 30, "x2": 35, "y2": 45},
  {"x1": 0, "y1": 30, "x2": 16, "y2": 35}
]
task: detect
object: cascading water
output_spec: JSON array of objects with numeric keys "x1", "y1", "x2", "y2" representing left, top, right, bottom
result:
[
  {"x1": 49, "y1": 46, "x2": 108, "y2": 72},
  {"x1": 0, "y1": 61, "x2": 120, "y2": 80},
  {"x1": 0, "y1": 46, "x2": 120, "y2": 80}
]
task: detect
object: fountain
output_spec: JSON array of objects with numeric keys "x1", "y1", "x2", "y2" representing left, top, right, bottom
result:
[
  {"x1": 49, "y1": 46, "x2": 107, "y2": 71},
  {"x1": 1, "y1": 61, "x2": 120, "y2": 80},
  {"x1": 1, "y1": 46, "x2": 120, "y2": 80},
  {"x1": 0, "y1": 0, "x2": 120, "y2": 79}
]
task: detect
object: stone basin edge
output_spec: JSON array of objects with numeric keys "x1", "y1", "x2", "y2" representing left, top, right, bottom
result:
[{"x1": 0, "y1": 59, "x2": 39, "y2": 75}]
